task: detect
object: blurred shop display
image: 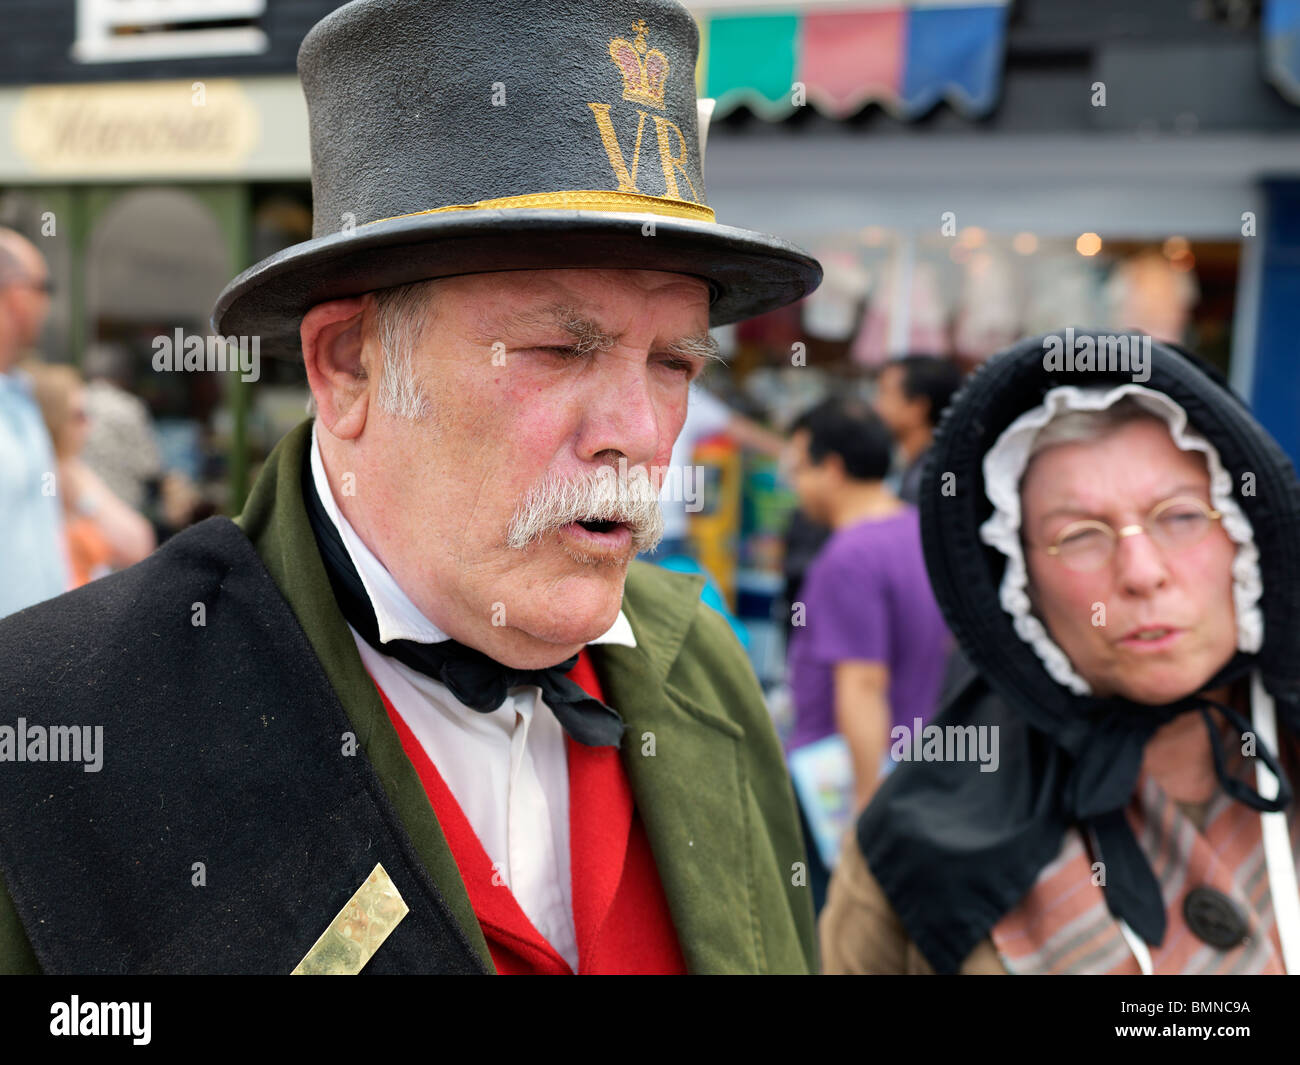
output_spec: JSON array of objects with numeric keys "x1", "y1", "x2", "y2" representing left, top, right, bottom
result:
[
  {"x1": 686, "y1": 222, "x2": 1241, "y2": 686},
  {"x1": 0, "y1": 181, "x2": 314, "y2": 523},
  {"x1": 1104, "y1": 246, "x2": 1201, "y2": 343},
  {"x1": 688, "y1": 434, "x2": 743, "y2": 609}
]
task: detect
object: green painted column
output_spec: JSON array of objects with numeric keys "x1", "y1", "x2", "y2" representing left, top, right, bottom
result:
[{"x1": 193, "y1": 184, "x2": 252, "y2": 512}]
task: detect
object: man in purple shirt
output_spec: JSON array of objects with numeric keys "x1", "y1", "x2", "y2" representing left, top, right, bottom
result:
[{"x1": 784, "y1": 397, "x2": 952, "y2": 813}]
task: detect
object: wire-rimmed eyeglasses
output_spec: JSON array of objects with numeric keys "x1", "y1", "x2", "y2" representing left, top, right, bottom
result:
[{"x1": 1038, "y1": 495, "x2": 1223, "y2": 573}]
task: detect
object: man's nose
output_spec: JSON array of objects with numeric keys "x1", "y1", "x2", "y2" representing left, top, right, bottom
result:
[{"x1": 576, "y1": 355, "x2": 664, "y2": 469}]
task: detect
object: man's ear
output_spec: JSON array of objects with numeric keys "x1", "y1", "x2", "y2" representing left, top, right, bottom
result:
[{"x1": 301, "y1": 296, "x2": 373, "y2": 440}]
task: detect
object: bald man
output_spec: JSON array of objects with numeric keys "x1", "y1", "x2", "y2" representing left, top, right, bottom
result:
[{"x1": 0, "y1": 228, "x2": 69, "y2": 617}]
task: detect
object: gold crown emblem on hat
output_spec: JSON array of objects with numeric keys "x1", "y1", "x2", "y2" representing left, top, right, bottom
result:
[{"x1": 608, "y1": 19, "x2": 669, "y2": 110}]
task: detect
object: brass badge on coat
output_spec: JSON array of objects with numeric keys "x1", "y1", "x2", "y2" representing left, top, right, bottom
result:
[{"x1": 291, "y1": 863, "x2": 409, "y2": 975}]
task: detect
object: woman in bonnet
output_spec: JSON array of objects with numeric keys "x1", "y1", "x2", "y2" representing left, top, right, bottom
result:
[{"x1": 820, "y1": 331, "x2": 1300, "y2": 975}]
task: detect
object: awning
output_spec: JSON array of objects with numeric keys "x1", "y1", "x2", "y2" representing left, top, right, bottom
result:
[
  {"x1": 694, "y1": 1, "x2": 1012, "y2": 120},
  {"x1": 1264, "y1": 0, "x2": 1300, "y2": 105}
]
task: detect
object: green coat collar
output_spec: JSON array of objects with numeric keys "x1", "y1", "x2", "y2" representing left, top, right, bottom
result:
[{"x1": 237, "y1": 420, "x2": 811, "y2": 973}]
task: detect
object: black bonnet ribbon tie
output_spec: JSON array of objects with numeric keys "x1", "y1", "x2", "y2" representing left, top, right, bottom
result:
[
  {"x1": 1196, "y1": 694, "x2": 1293, "y2": 812},
  {"x1": 301, "y1": 451, "x2": 625, "y2": 748},
  {"x1": 1066, "y1": 691, "x2": 1292, "y2": 948}
]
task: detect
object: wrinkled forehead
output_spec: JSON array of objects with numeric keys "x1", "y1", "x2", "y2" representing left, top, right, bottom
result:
[
  {"x1": 1020, "y1": 417, "x2": 1211, "y2": 519},
  {"x1": 450, "y1": 268, "x2": 712, "y2": 336}
]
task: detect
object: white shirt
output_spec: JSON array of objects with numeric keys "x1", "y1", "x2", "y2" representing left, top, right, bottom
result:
[{"x1": 309, "y1": 424, "x2": 636, "y2": 971}]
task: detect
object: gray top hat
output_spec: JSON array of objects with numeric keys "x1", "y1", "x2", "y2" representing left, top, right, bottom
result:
[{"x1": 210, "y1": 0, "x2": 823, "y2": 359}]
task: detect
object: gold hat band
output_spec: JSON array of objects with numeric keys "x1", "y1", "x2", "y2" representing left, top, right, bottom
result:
[{"x1": 366, "y1": 189, "x2": 716, "y2": 226}]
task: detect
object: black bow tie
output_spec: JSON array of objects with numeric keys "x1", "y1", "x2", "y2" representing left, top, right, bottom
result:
[{"x1": 301, "y1": 450, "x2": 624, "y2": 748}]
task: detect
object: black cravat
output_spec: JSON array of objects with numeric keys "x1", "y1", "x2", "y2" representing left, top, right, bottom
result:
[{"x1": 301, "y1": 451, "x2": 625, "y2": 747}]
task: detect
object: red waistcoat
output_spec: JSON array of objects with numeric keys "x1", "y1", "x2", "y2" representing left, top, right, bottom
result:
[{"x1": 369, "y1": 648, "x2": 688, "y2": 974}]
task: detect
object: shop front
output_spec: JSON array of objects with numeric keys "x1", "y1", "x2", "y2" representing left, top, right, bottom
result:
[{"x1": 0, "y1": 71, "x2": 316, "y2": 513}]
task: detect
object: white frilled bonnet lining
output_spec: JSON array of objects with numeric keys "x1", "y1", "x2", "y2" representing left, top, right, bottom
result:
[{"x1": 977, "y1": 383, "x2": 1265, "y2": 696}]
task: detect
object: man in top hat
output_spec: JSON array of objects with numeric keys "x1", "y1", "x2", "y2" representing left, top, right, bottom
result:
[{"x1": 0, "y1": 0, "x2": 820, "y2": 974}]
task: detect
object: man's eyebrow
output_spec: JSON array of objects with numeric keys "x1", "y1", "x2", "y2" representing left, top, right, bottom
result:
[
  {"x1": 477, "y1": 301, "x2": 564, "y2": 337},
  {"x1": 663, "y1": 332, "x2": 723, "y2": 364},
  {"x1": 480, "y1": 302, "x2": 612, "y2": 353},
  {"x1": 484, "y1": 302, "x2": 723, "y2": 363}
]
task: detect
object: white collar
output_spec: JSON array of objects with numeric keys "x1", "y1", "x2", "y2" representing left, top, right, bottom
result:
[{"x1": 309, "y1": 421, "x2": 637, "y2": 649}]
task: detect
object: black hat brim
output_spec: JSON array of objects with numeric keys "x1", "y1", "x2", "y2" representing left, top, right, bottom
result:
[{"x1": 211, "y1": 209, "x2": 821, "y2": 359}]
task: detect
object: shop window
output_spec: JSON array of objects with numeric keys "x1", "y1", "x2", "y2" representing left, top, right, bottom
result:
[{"x1": 86, "y1": 187, "x2": 234, "y2": 501}]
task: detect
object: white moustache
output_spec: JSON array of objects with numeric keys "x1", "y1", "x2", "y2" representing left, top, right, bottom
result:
[{"x1": 505, "y1": 465, "x2": 664, "y2": 551}]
